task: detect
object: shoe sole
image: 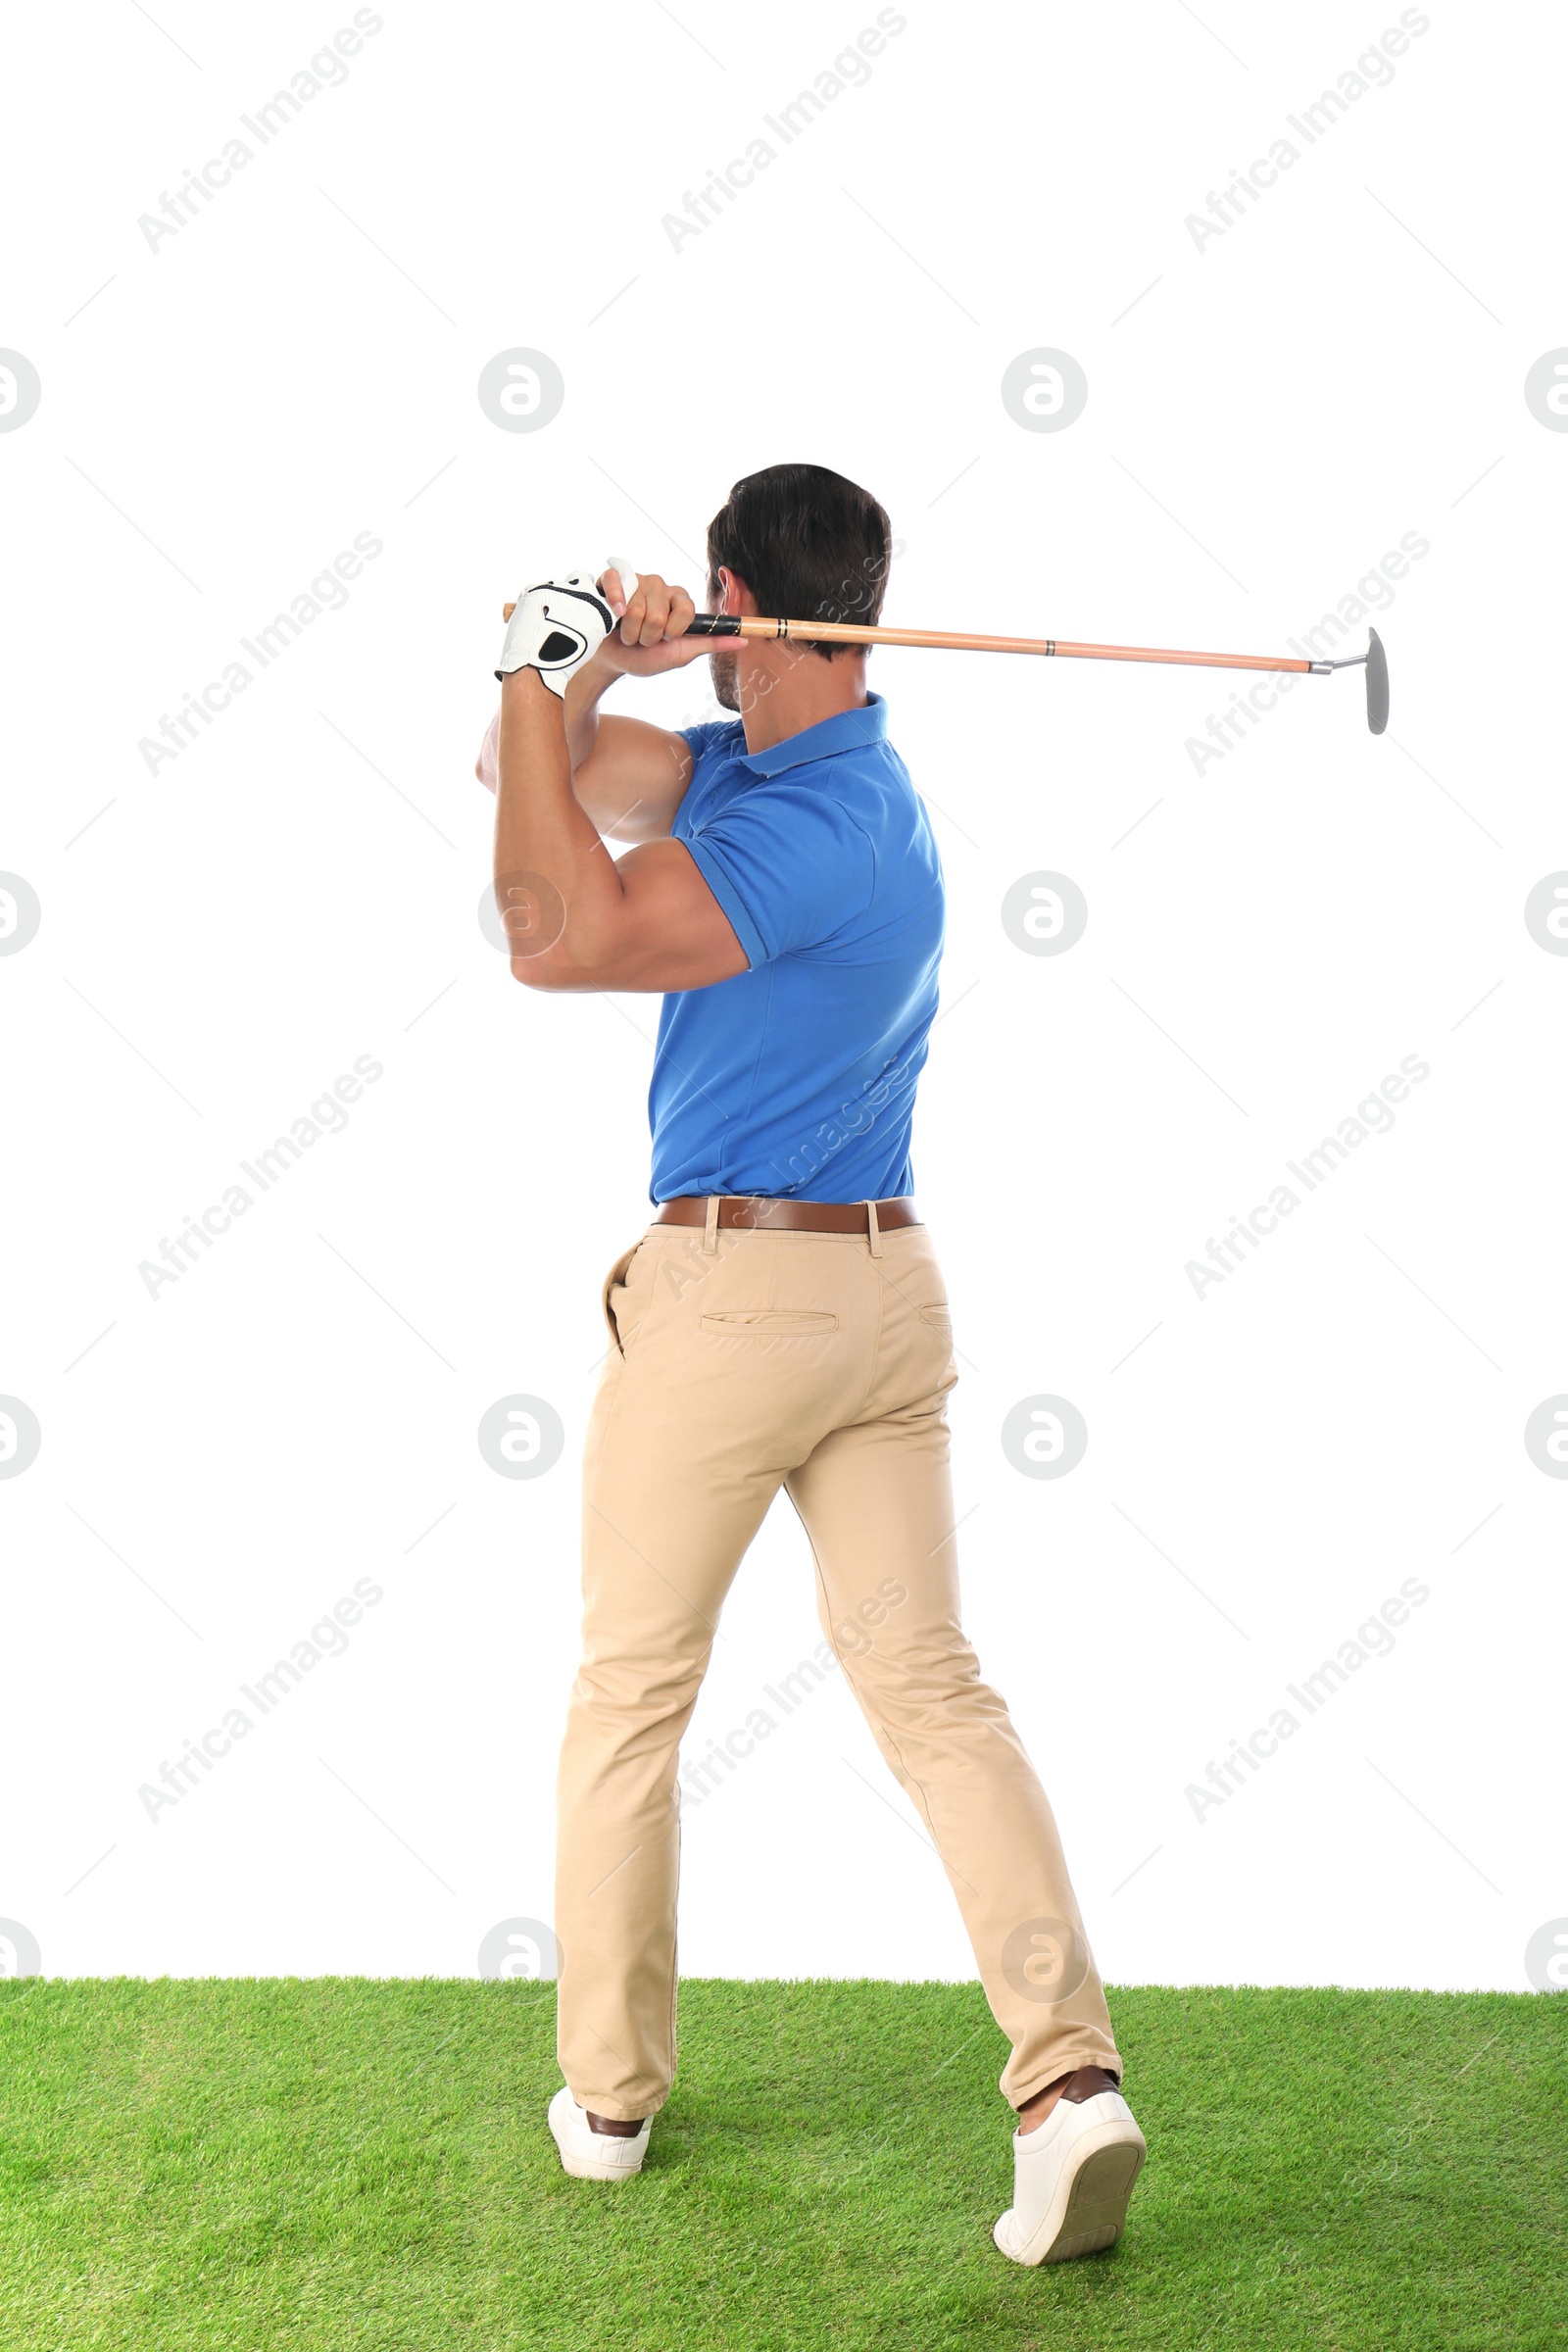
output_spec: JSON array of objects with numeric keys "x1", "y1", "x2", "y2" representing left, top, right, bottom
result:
[
  {"x1": 995, "y1": 2122, "x2": 1146, "y2": 2267},
  {"x1": 554, "y1": 2146, "x2": 646, "y2": 2184}
]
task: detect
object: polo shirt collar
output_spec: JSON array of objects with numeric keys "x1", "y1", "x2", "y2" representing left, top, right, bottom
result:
[{"x1": 737, "y1": 692, "x2": 888, "y2": 777}]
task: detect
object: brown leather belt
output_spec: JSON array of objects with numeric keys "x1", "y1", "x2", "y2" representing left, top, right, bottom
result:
[{"x1": 653, "y1": 1196, "x2": 920, "y2": 1235}]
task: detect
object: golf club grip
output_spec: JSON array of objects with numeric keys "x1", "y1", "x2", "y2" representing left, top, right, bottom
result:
[{"x1": 495, "y1": 604, "x2": 1316, "y2": 673}]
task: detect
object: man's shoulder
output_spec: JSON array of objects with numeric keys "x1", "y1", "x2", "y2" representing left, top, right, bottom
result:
[
  {"x1": 680, "y1": 716, "x2": 748, "y2": 769},
  {"x1": 679, "y1": 708, "x2": 932, "y2": 862}
]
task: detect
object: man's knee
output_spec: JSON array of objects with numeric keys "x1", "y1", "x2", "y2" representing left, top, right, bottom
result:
[
  {"x1": 570, "y1": 1657, "x2": 707, "y2": 1740},
  {"x1": 821, "y1": 1575, "x2": 919, "y2": 1665},
  {"x1": 841, "y1": 1642, "x2": 1001, "y2": 1729}
]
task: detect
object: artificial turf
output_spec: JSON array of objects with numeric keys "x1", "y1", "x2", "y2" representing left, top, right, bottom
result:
[{"x1": 1, "y1": 1979, "x2": 1562, "y2": 2350}]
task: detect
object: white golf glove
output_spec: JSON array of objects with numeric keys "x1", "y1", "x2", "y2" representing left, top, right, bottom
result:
[{"x1": 495, "y1": 558, "x2": 640, "y2": 692}]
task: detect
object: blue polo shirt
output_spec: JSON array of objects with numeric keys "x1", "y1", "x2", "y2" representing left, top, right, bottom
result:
[{"x1": 648, "y1": 693, "x2": 944, "y2": 1204}]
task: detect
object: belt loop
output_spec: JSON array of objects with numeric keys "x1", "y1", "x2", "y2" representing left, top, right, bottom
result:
[
  {"x1": 704, "y1": 1194, "x2": 720, "y2": 1256},
  {"x1": 864, "y1": 1199, "x2": 883, "y2": 1259}
]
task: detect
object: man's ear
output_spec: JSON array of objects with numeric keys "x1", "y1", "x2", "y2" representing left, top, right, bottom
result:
[{"x1": 717, "y1": 565, "x2": 759, "y2": 616}]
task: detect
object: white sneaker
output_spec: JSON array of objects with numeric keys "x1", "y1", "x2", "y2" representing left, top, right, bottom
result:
[
  {"x1": 547, "y1": 2086, "x2": 651, "y2": 2183},
  {"x1": 993, "y1": 2088, "x2": 1146, "y2": 2266}
]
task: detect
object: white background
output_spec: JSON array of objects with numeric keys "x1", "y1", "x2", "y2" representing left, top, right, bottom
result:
[{"x1": 3, "y1": 0, "x2": 1564, "y2": 1995}]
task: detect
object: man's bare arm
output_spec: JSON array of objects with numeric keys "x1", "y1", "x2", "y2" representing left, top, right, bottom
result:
[
  {"x1": 475, "y1": 567, "x2": 707, "y2": 845},
  {"x1": 494, "y1": 667, "x2": 748, "y2": 996},
  {"x1": 475, "y1": 672, "x2": 693, "y2": 844}
]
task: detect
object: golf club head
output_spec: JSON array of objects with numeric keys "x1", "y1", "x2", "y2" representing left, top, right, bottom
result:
[{"x1": 1365, "y1": 627, "x2": 1389, "y2": 734}]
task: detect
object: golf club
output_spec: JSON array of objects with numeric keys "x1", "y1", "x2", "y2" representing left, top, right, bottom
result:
[{"x1": 499, "y1": 604, "x2": 1390, "y2": 733}]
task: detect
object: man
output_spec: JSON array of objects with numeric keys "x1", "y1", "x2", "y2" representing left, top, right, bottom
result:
[{"x1": 476, "y1": 464, "x2": 1146, "y2": 2266}]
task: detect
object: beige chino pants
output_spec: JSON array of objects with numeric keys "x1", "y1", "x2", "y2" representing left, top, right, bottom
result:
[{"x1": 555, "y1": 1210, "x2": 1122, "y2": 2120}]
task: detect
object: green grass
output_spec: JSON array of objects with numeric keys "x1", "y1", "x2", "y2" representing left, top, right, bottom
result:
[{"x1": 1, "y1": 1980, "x2": 1563, "y2": 2350}]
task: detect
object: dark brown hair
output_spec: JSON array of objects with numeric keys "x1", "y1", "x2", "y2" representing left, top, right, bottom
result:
[{"x1": 706, "y1": 463, "x2": 893, "y2": 661}]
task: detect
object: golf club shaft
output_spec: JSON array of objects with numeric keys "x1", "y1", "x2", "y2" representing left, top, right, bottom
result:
[
  {"x1": 498, "y1": 603, "x2": 1317, "y2": 675},
  {"x1": 686, "y1": 615, "x2": 1318, "y2": 673}
]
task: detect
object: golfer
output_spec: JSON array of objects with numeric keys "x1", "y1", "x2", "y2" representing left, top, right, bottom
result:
[{"x1": 476, "y1": 464, "x2": 1146, "y2": 2266}]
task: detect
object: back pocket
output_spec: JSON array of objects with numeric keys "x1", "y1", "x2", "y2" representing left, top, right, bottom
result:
[{"x1": 699, "y1": 1310, "x2": 839, "y2": 1337}]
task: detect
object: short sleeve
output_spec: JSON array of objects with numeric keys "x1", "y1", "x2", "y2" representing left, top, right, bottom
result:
[{"x1": 683, "y1": 784, "x2": 878, "y2": 966}]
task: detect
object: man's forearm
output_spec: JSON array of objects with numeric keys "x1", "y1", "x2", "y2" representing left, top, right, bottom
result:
[
  {"x1": 563, "y1": 655, "x2": 617, "y2": 771},
  {"x1": 494, "y1": 670, "x2": 624, "y2": 978},
  {"x1": 479, "y1": 659, "x2": 612, "y2": 795}
]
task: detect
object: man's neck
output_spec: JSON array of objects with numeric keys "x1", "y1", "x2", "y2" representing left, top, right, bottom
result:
[{"x1": 740, "y1": 654, "x2": 869, "y2": 756}]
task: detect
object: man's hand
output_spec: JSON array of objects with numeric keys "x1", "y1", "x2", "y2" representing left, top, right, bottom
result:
[
  {"x1": 476, "y1": 560, "x2": 705, "y2": 839},
  {"x1": 593, "y1": 567, "x2": 705, "y2": 678},
  {"x1": 496, "y1": 568, "x2": 617, "y2": 692}
]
